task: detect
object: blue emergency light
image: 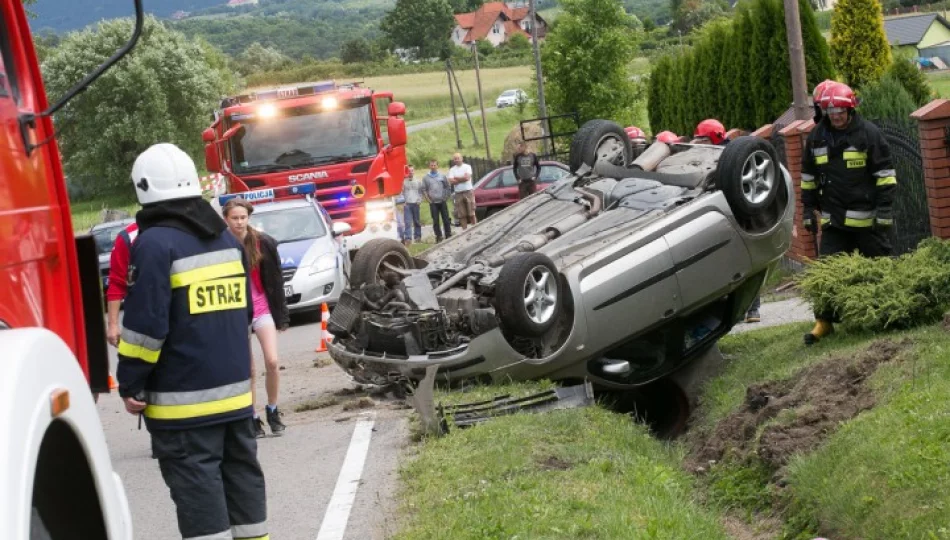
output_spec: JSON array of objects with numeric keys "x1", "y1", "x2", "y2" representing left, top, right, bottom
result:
[{"x1": 218, "y1": 182, "x2": 317, "y2": 206}]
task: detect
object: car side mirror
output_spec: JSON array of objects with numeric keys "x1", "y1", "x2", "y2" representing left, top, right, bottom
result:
[
  {"x1": 332, "y1": 222, "x2": 352, "y2": 236},
  {"x1": 388, "y1": 101, "x2": 406, "y2": 117},
  {"x1": 388, "y1": 117, "x2": 407, "y2": 147}
]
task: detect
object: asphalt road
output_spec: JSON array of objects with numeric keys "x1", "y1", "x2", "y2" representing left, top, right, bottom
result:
[{"x1": 98, "y1": 313, "x2": 410, "y2": 540}]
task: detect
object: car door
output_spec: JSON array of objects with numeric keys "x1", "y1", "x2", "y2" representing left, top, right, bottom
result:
[{"x1": 475, "y1": 168, "x2": 516, "y2": 208}]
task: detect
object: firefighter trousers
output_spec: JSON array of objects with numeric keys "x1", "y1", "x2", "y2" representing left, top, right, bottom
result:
[
  {"x1": 151, "y1": 418, "x2": 268, "y2": 540},
  {"x1": 814, "y1": 225, "x2": 893, "y2": 322}
]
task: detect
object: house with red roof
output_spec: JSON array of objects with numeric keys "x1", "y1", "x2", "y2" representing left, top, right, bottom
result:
[{"x1": 452, "y1": 1, "x2": 548, "y2": 50}]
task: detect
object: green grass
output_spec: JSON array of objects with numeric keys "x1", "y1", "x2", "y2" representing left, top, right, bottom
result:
[
  {"x1": 926, "y1": 71, "x2": 950, "y2": 99},
  {"x1": 701, "y1": 323, "x2": 950, "y2": 538},
  {"x1": 396, "y1": 384, "x2": 729, "y2": 539},
  {"x1": 70, "y1": 195, "x2": 138, "y2": 233},
  {"x1": 407, "y1": 108, "x2": 529, "y2": 167}
]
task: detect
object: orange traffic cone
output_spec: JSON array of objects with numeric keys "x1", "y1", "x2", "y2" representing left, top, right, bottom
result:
[
  {"x1": 108, "y1": 374, "x2": 118, "y2": 390},
  {"x1": 315, "y1": 303, "x2": 331, "y2": 353}
]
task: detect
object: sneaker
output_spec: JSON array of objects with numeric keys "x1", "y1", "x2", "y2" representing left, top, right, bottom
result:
[
  {"x1": 253, "y1": 416, "x2": 266, "y2": 439},
  {"x1": 744, "y1": 309, "x2": 761, "y2": 323},
  {"x1": 266, "y1": 406, "x2": 286, "y2": 436}
]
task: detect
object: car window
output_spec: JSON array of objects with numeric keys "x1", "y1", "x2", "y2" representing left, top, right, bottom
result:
[
  {"x1": 92, "y1": 225, "x2": 127, "y2": 256},
  {"x1": 250, "y1": 206, "x2": 327, "y2": 243},
  {"x1": 486, "y1": 169, "x2": 517, "y2": 189},
  {"x1": 539, "y1": 166, "x2": 569, "y2": 183}
]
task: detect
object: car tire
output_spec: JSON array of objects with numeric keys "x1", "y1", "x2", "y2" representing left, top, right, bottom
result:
[
  {"x1": 350, "y1": 238, "x2": 413, "y2": 288},
  {"x1": 717, "y1": 136, "x2": 783, "y2": 220},
  {"x1": 495, "y1": 252, "x2": 561, "y2": 337},
  {"x1": 569, "y1": 119, "x2": 632, "y2": 173}
]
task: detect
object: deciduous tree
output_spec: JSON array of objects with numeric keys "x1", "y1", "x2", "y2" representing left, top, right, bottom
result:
[
  {"x1": 42, "y1": 16, "x2": 228, "y2": 196},
  {"x1": 541, "y1": 0, "x2": 641, "y2": 124},
  {"x1": 381, "y1": 0, "x2": 456, "y2": 60}
]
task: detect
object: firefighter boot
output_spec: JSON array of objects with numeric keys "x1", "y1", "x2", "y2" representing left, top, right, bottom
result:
[{"x1": 803, "y1": 319, "x2": 834, "y2": 346}]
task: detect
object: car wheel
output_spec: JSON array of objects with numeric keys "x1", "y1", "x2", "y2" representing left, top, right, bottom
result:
[
  {"x1": 717, "y1": 136, "x2": 782, "y2": 220},
  {"x1": 495, "y1": 252, "x2": 561, "y2": 337},
  {"x1": 569, "y1": 119, "x2": 632, "y2": 173},
  {"x1": 350, "y1": 238, "x2": 413, "y2": 288}
]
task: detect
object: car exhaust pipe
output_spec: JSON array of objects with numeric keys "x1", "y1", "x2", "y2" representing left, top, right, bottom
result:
[{"x1": 630, "y1": 141, "x2": 672, "y2": 172}]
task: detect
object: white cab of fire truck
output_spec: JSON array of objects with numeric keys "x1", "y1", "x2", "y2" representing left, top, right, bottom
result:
[{"x1": 0, "y1": 0, "x2": 145, "y2": 538}]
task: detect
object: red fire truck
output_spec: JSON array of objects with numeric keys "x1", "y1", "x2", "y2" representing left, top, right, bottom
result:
[
  {"x1": 202, "y1": 82, "x2": 409, "y2": 251},
  {"x1": 0, "y1": 0, "x2": 141, "y2": 537}
]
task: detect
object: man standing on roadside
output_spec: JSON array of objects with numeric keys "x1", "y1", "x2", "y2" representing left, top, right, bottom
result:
[
  {"x1": 401, "y1": 166, "x2": 424, "y2": 245},
  {"x1": 448, "y1": 153, "x2": 477, "y2": 230},
  {"x1": 422, "y1": 159, "x2": 452, "y2": 242},
  {"x1": 512, "y1": 141, "x2": 541, "y2": 200},
  {"x1": 118, "y1": 143, "x2": 268, "y2": 540}
]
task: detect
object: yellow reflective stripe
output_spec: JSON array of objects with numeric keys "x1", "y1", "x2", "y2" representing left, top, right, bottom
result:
[
  {"x1": 820, "y1": 217, "x2": 831, "y2": 225},
  {"x1": 118, "y1": 340, "x2": 161, "y2": 363},
  {"x1": 144, "y1": 391, "x2": 252, "y2": 420},
  {"x1": 815, "y1": 155, "x2": 828, "y2": 165},
  {"x1": 876, "y1": 176, "x2": 897, "y2": 186},
  {"x1": 170, "y1": 261, "x2": 245, "y2": 288},
  {"x1": 243, "y1": 536, "x2": 269, "y2": 540},
  {"x1": 843, "y1": 151, "x2": 867, "y2": 160},
  {"x1": 844, "y1": 217, "x2": 874, "y2": 227},
  {"x1": 801, "y1": 180, "x2": 817, "y2": 190}
]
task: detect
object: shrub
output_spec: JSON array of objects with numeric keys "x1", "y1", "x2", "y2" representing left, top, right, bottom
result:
[
  {"x1": 857, "y1": 73, "x2": 917, "y2": 126},
  {"x1": 887, "y1": 51, "x2": 932, "y2": 106},
  {"x1": 796, "y1": 238, "x2": 950, "y2": 331},
  {"x1": 830, "y1": 0, "x2": 891, "y2": 89}
]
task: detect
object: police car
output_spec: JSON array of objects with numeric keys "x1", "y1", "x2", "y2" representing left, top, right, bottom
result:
[{"x1": 217, "y1": 183, "x2": 351, "y2": 313}]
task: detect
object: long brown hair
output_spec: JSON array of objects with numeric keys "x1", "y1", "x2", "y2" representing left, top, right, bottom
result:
[{"x1": 223, "y1": 198, "x2": 262, "y2": 268}]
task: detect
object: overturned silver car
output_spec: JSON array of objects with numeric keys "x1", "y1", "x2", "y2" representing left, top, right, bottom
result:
[{"x1": 328, "y1": 120, "x2": 793, "y2": 390}]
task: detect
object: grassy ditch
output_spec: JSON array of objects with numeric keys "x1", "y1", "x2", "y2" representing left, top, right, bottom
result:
[
  {"x1": 393, "y1": 320, "x2": 950, "y2": 538},
  {"x1": 395, "y1": 384, "x2": 728, "y2": 539}
]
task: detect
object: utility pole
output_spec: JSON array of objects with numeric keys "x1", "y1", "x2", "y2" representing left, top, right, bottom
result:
[
  {"x1": 446, "y1": 60, "x2": 462, "y2": 149},
  {"x1": 529, "y1": 0, "x2": 549, "y2": 155},
  {"x1": 447, "y1": 59, "x2": 479, "y2": 146},
  {"x1": 783, "y1": 0, "x2": 811, "y2": 121},
  {"x1": 473, "y1": 47, "x2": 492, "y2": 160}
]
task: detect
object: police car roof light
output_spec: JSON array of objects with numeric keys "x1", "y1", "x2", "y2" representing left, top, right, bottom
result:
[{"x1": 217, "y1": 183, "x2": 317, "y2": 206}]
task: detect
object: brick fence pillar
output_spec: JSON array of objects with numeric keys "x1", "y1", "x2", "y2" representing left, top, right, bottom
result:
[
  {"x1": 912, "y1": 99, "x2": 950, "y2": 239},
  {"x1": 778, "y1": 119, "x2": 817, "y2": 261}
]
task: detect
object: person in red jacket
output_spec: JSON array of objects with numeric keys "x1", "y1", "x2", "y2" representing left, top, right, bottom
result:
[{"x1": 106, "y1": 221, "x2": 139, "y2": 347}]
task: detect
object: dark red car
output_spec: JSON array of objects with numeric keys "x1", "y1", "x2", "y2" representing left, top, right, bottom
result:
[{"x1": 473, "y1": 161, "x2": 571, "y2": 220}]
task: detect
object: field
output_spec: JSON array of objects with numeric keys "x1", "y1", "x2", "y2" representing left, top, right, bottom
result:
[
  {"x1": 362, "y1": 66, "x2": 535, "y2": 125},
  {"x1": 927, "y1": 70, "x2": 950, "y2": 98}
]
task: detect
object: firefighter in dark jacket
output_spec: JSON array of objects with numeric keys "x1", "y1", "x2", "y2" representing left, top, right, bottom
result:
[
  {"x1": 801, "y1": 82, "x2": 898, "y2": 346},
  {"x1": 117, "y1": 143, "x2": 268, "y2": 540}
]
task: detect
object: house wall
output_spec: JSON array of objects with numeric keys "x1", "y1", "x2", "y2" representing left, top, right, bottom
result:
[
  {"x1": 487, "y1": 17, "x2": 506, "y2": 46},
  {"x1": 452, "y1": 25, "x2": 468, "y2": 47},
  {"x1": 919, "y1": 21, "x2": 950, "y2": 49}
]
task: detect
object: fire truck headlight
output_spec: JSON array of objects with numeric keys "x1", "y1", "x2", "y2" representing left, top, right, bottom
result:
[
  {"x1": 322, "y1": 97, "x2": 338, "y2": 110},
  {"x1": 310, "y1": 254, "x2": 337, "y2": 275},
  {"x1": 258, "y1": 103, "x2": 277, "y2": 118},
  {"x1": 366, "y1": 209, "x2": 389, "y2": 223}
]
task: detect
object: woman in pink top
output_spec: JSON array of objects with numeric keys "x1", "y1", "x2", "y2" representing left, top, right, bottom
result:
[{"x1": 223, "y1": 199, "x2": 290, "y2": 438}]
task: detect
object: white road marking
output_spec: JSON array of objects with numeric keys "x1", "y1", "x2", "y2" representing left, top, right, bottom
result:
[{"x1": 315, "y1": 412, "x2": 377, "y2": 540}]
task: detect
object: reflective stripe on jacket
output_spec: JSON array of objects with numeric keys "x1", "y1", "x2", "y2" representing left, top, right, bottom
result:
[
  {"x1": 800, "y1": 114, "x2": 897, "y2": 230},
  {"x1": 117, "y1": 226, "x2": 254, "y2": 430}
]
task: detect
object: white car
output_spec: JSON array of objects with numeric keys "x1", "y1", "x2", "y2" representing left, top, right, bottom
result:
[
  {"x1": 496, "y1": 89, "x2": 528, "y2": 108},
  {"x1": 246, "y1": 197, "x2": 351, "y2": 312},
  {"x1": 340, "y1": 197, "x2": 401, "y2": 253}
]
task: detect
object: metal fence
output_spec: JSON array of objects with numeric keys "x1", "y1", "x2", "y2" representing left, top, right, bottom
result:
[
  {"x1": 873, "y1": 120, "x2": 931, "y2": 255},
  {"x1": 465, "y1": 156, "x2": 504, "y2": 181}
]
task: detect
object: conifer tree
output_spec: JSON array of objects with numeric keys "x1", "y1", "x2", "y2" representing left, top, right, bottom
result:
[{"x1": 830, "y1": 0, "x2": 890, "y2": 89}]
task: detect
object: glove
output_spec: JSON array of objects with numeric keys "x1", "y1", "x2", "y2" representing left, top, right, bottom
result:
[{"x1": 802, "y1": 208, "x2": 818, "y2": 235}]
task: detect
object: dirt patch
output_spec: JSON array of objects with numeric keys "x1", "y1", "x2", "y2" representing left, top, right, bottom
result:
[
  {"x1": 313, "y1": 356, "x2": 333, "y2": 368},
  {"x1": 537, "y1": 456, "x2": 573, "y2": 471},
  {"x1": 721, "y1": 514, "x2": 783, "y2": 540},
  {"x1": 295, "y1": 394, "x2": 341, "y2": 412},
  {"x1": 342, "y1": 396, "x2": 377, "y2": 411},
  {"x1": 687, "y1": 339, "x2": 910, "y2": 475},
  {"x1": 941, "y1": 312, "x2": 950, "y2": 331}
]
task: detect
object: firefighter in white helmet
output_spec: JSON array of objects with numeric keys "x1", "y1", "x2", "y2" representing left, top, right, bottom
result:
[{"x1": 117, "y1": 143, "x2": 268, "y2": 540}]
